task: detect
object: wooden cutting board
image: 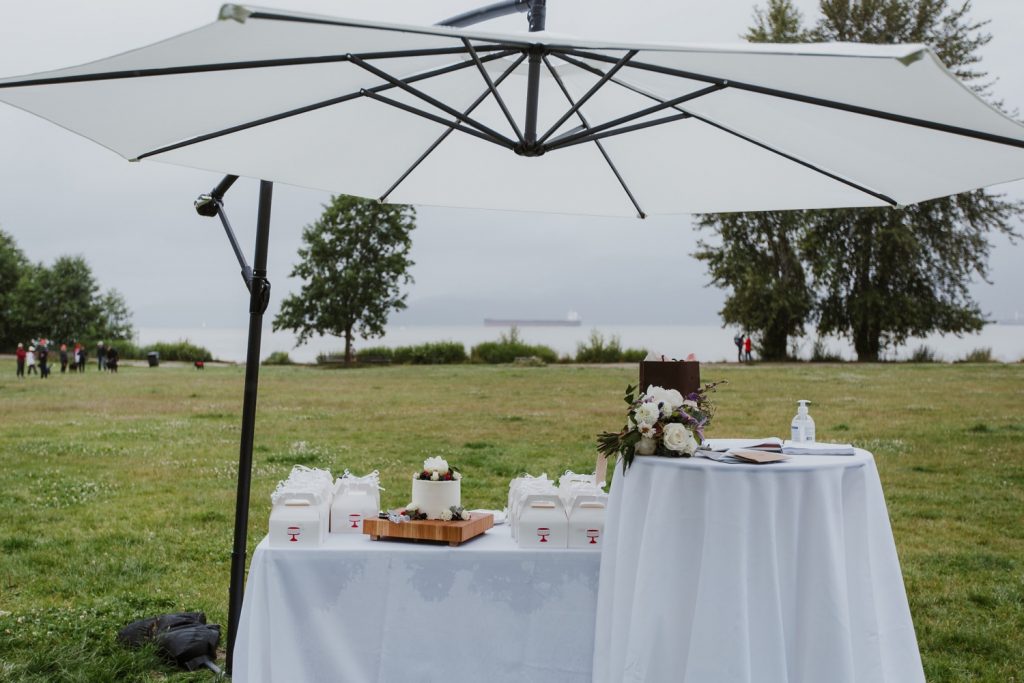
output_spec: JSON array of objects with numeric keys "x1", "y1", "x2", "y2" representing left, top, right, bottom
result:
[{"x1": 363, "y1": 512, "x2": 494, "y2": 547}]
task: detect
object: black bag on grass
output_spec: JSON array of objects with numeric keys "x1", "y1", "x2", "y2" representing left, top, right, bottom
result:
[{"x1": 118, "y1": 612, "x2": 221, "y2": 673}]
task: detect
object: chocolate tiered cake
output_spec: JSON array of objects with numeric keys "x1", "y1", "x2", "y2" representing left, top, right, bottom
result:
[{"x1": 638, "y1": 359, "x2": 700, "y2": 396}]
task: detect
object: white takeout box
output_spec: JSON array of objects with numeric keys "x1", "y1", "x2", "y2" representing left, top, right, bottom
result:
[
  {"x1": 568, "y1": 494, "x2": 607, "y2": 549},
  {"x1": 517, "y1": 494, "x2": 568, "y2": 549},
  {"x1": 330, "y1": 478, "x2": 380, "y2": 534},
  {"x1": 269, "y1": 492, "x2": 327, "y2": 548}
]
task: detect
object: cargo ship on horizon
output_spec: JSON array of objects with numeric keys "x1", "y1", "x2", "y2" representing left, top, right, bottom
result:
[{"x1": 484, "y1": 311, "x2": 582, "y2": 327}]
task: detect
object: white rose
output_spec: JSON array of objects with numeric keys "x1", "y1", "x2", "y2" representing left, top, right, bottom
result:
[
  {"x1": 430, "y1": 471, "x2": 440, "y2": 481},
  {"x1": 634, "y1": 402, "x2": 661, "y2": 427},
  {"x1": 663, "y1": 423, "x2": 698, "y2": 455},
  {"x1": 453, "y1": 471, "x2": 462, "y2": 481},
  {"x1": 635, "y1": 436, "x2": 657, "y2": 455},
  {"x1": 460, "y1": 510, "x2": 471, "y2": 521},
  {"x1": 645, "y1": 386, "x2": 684, "y2": 410},
  {"x1": 423, "y1": 456, "x2": 449, "y2": 474},
  {"x1": 681, "y1": 399, "x2": 698, "y2": 411},
  {"x1": 405, "y1": 504, "x2": 418, "y2": 513},
  {"x1": 440, "y1": 509, "x2": 453, "y2": 521}
]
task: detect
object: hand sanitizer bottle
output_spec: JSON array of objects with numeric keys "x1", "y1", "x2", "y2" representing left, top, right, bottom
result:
[{"x1": 790, "y1": 400, "x2": 816, "y2": 443}]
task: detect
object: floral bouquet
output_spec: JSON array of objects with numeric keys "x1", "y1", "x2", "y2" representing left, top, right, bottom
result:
[
  {"x1": 416, "y1": 455, "x2": 462, "y2": 482},
  {"x1": 597, "y1": 382, "x2": 723, "y2": 471}
]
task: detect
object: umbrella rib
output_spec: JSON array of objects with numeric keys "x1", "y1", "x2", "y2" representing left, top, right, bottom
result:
[
  {"x1": 548, "y1": 112, "x2": 694, "y2": 149},
  {"x1": 0, "y1": 47, "x2": 503, "y2": 89},
  {"x1": 348, "y1": 54, "x2": 516, "y2": 148},
  {"x1": 542, "y1": 55, "x2": 646, "y2": 218},
  {"x1": 134, "y1": 50, "x2": 516, "y2": 161},
  {"x1": 462, "y1": 38, "x2": 524, "y2": 145},
  {"x1": 686, "y1": 111, "x2": 899, "y2": 206},
  {"x1": 549, "y1": 52, "x2": 896, "y2": 204},
  {"x1": 380, "y1": 53, "x2": 527, "y2": 203},
  {"x1": 360, "y1": 89, "x2": 515, "y2": 149},
  {"x1": 545, "y1": 84, "x2": 725, "y2": 150},
  {"x1": 554, "y1": 52, "x2": 695, "y2": 118},
  {"x1": 537, "y1": 49, "x2": 638, "y2": 146},
  {"x1": 559, "y1": 47, "x2": 1024, "y2": 151}
]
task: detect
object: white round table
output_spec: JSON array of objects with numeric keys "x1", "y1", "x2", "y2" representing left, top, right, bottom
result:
[{"x1": 592, "y1": 450, "x2": 925, "y2": 683}]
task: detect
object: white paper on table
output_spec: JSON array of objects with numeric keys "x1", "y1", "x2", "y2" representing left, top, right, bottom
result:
[{"x1": 781, "y1": 441, "x2": 856, "y2": 455}]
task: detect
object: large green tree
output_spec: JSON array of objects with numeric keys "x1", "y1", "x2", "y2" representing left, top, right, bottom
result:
[
  {"x1": 696, "y1": 0, "x2": 1020, "y2": 361},
  {"x1": 0, "y1": 227, "x2": 29, "y2": 348},
  {"x1": 273, "y1": 196, "x2": 416, "y2": 364},
  {"x1": 1, "y1": 231, "x2": 134, "y2": 347},
  {"x1": 694, "y1": 211, "x2": 813, "y2": 360}
]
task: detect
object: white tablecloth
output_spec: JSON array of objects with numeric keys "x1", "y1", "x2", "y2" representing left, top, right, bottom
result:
[
  {"x1": 593, "y1": 450, "x2": 925, "y2": 683},
  {"x1": 234, "y1": 526, "x2": 600, "y2": 683}
]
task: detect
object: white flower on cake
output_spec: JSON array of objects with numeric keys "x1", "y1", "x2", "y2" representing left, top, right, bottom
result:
[
  {"x1": 634, "y1": 402, "x2": 661, "y2": 427},
  {"x1": 423, "y1": 456, "x2": 449, "y2": 474},
  {"x1": 440, "y1": 509, "x2": 453, "y2": 521},
  {"x1": 663, "y1": 423, "x2": 698, "y2": 455},
  {"x1": 460, "y1": 509, "x2": 471, "y2": 521},
  {"x1": 453, "y1": 472, "x2": 462, "y2": 481},
  {"x1": 430, "y1": 471, "x2": 440, "y2": 481}
]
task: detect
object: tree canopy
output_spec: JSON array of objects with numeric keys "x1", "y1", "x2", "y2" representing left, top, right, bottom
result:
[
  {"x1": 695, "y1": 0, "x2": 1021, "y2": 361},
  {"x1": 273, "y1": 196, "x2": 416, "y2": 364},
  {"x1": 0, "y1": 227, "x2": 134, "y2": 349}
]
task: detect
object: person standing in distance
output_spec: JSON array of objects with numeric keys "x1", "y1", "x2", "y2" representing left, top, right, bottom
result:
[
  {"x1": 16, "y1": 342, "x2": 27, "y2": 378},
  {"x1": 97, "y1": 341, "x2": 106, "y2": 371},
  {"x1": 26, "y1": 345, "x2": 37, "y2": 375}
]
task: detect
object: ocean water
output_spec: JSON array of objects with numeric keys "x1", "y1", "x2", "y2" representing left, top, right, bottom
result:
[{"x1": 136, "y1": 323, "x2": 1024, "y2": 364}]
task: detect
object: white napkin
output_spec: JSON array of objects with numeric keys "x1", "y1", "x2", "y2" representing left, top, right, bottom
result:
[{"x1": 781, "y1": 441, "x2": 856, "y2": 455}]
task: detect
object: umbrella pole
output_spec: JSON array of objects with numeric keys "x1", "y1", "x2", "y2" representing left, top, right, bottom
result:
[{"x1": 225, "y1": 180, "x2": 274, "y2": 673}]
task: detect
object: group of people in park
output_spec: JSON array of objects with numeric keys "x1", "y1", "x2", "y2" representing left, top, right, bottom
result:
[
  {"x1": 733, "y1": 333, "x2": 754, "y2": 363},
  {"x1": 14, "y1": 339, "x2": 119, "y2": 378}
]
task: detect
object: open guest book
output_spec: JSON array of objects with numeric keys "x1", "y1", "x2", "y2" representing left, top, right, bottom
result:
[{"x1": 696, "y1": 438, "x2": 788, "y2": 464}]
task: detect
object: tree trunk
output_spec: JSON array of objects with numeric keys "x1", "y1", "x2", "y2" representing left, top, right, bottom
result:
[
  {"x1": 760, "y1": 318, "x2": 791, "y2": 361},
  {"x1": 344, "y1": 328, "x2": 353, "y2": 366},
  {"x1": 853, "y1": 321, "x2": 880, "y2": 362}
]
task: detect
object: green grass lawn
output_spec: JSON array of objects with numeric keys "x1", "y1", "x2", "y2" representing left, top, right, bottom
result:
[{"x1": 1, "y1": 361, "x2": 1022, "y2": 681}]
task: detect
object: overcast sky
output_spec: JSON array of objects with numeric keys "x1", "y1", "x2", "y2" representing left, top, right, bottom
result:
[{"x1": 1, "y1": 0, "x2": 1021, "y2": 333}]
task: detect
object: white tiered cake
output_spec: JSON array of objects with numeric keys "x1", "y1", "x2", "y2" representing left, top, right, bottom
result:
[{"x1": 410, "y1": 456, "x2": 461, "y2": 519}]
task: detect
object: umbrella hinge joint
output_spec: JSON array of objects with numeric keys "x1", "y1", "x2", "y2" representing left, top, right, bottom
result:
[
  {"x1": 513, "y1": 142, "x2": 546, "y2": 157},
  {"x1": 249, "y1": 274, "x2": 271, "y2": 314}
]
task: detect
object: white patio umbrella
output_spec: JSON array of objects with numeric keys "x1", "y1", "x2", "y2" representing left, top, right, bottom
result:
[
  {"x1": 3, "y1": 2, "x2": 1023, "y2": 672},
  {"x1": 2, "y1": 3, "x2": 1023, "y2": 216}
]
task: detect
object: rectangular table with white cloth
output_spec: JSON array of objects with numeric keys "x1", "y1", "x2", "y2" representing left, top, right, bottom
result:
[
  {"x1": 233, "y1": 525, "x2": 600, "y2": 683},
  {"x1": 593, "y1": 448, "x2": 926, "y2": 683}
]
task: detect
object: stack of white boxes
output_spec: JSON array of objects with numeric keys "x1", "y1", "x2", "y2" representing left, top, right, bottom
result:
[
  {"x1": 330, "y1": 470, "x2": 382, "y2": 534},
  {"x1": 509, "y1": 471, "x2": 607, "y2": 549},
  {"x1": 268, "y1": 466, "x2": 334, "y2": 548}
]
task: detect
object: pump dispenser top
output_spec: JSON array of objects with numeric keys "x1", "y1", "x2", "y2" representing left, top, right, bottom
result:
[{"x1": 791, "y1": 400, "x2": 816, "y2": 443}]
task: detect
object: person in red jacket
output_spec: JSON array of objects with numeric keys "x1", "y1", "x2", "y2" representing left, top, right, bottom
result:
[
  {"x1": 743, "y1": 335, "x2": 753, "y2": 362},
  {"x1": 15, "y1": 342, "x2": 26, "y2": 378}
]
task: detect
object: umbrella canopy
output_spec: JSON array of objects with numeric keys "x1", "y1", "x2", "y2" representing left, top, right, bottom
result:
[{"x1": 2, "y1": 4, "x2": 1023, "y2": 217}]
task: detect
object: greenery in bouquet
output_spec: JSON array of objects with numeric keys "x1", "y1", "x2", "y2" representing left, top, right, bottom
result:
[
  {"x1": 414, "y1": 455, "x2": 462, "y2": 482},
  {"x1": 396, "y1": 504, "x2": 470, "y2": 522},
  {"x1": 597, "y1": 382, "x2": 724, "y2": 471}
]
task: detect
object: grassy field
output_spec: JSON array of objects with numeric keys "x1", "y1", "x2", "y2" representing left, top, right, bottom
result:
[{"x1": 1, "y1": 361, "x2": 1022, "y2": 681}]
